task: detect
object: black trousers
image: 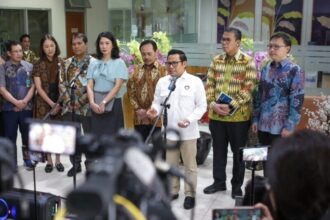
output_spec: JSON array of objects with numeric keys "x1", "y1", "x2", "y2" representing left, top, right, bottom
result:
[
  {"x1": 209, "y1": 119, "x2": 250, "y2": 189},
  {"x1": 135, "y1": 124, "x2": 161, "y2": 142},
  {"x1": 258, "y1": 130, "x2": 281, "y2": 176}
]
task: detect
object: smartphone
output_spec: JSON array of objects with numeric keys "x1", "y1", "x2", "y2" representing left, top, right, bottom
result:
[
  {"x1": 27, "y1": 119, "x2": 80, "y2": 155},
  {"x1": 212, "y1": 207, "x2": 262, "y2": 220},
  {"x1": 239, "y1": 146, "x2": 269, "y2": 162}
]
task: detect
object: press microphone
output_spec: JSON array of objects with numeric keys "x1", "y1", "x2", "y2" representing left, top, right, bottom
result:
[{"x1": 168, "y1": 76, "x2": 178, "y2": 91}]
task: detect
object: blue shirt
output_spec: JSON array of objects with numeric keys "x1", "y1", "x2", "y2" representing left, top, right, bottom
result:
[
  {"x1": 86, "y1": 58, "x2": 128, "y2": 98},
  {"x1": 253, "y1": 58, "x2": 305, "y2": 134},
  {"x1": 0, "y1": 60, "x2": 33, "y2": 111}
]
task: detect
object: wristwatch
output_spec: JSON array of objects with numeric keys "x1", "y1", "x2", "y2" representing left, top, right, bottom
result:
[{"x1": 102, "y1": 100, "x2": 107, "y2": 104}]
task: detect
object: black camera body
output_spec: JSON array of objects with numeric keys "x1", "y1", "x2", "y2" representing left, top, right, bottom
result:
[{"x1": 67, "y1": 129, "x2": 177, "y2": 220}]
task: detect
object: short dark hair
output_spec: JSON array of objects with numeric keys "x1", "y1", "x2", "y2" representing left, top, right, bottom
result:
[
  {"x1": 95, "y1": 32, "x2": 120, "y2": 60},
  {"x1": 270, "y1": 32, "x2": 291, "y2": 47},
  {"x1": 39, "y1": 34, "x2": 61, "y2": 60},
  {"x1": 167, "y1": 49, "x2": 187, "y2": 62},
  {"x1": 19, "y1": 34, "x2": 30, "y2": 42},
  {"x1": 72, "y1": 33, "x2": 88, "y2": 44},
  {"x1": 6, "y1": 40, "x2": 21, "y2": 52},
  {"x1": 267, "y1": 129, "x2": 330, "y2": 220},
  {"x1": 224, "y1": 27, "x2": 242, "y2": 41},
  {"x1": 139, "y1": 39, "x2": 157, "y2": 51}
]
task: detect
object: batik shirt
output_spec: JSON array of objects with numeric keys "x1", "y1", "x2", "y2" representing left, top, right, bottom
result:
[
  {"x1": 207, "y1": 50, "x2": 257, "y2": 122},
  {"x1": 0, "y1": 60, "x2": 33, "y2": 111},
  {"x1": 59, "y1": 55, "x2": 96, "y2": 116},
  {"x1": 253, "y1": 58, "x2": 305, "y2": 134},
  {"x1": 127, "y1": 61, "x2": 166, "y2": 126},
  {"x1": 22, "y1": 49, "x2": 39, "y2": 64}
]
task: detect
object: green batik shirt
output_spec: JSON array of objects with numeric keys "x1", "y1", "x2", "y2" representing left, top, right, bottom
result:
[
  {"x1": 59, "y1": 54, "x2": 96, "y2": 116},
  {"x1": 206, "y1": 50, "x2": 257, "y2": 122}
]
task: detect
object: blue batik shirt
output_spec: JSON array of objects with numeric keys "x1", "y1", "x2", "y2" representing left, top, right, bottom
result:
[
  {"x1": 253, "y1": 58, "x2": 305, "y2": 134},
  {"x1": 0, "y1": 60, "x2": 33, "y2": 111}
]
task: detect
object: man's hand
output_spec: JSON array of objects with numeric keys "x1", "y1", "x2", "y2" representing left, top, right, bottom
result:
[
  {"x1": 254, "y1": 203, "x2": 274, "y2": 220},
  {"x1": 15, "y1": 100, "x2": 27, "y2": 110},
  {"x1": 136, "y1": 109, "x2": 147, "y2": 120},
  {"x1": 281, "y1": 128, "x2": 292, "y2": 137},
  {"x1": 178, "y1": 119, "x2": 190, "y2": 128},
  {"x1": 213, "y1": 103, "x2": 230, "y2": 116},
  {"x1": 146, "y1": 108, "x2": 158, "y2": 119}
]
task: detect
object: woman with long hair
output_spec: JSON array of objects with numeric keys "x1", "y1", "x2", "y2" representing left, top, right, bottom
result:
[{"x1": 32, "y1": 34, "x2": 65, "y2": 173}]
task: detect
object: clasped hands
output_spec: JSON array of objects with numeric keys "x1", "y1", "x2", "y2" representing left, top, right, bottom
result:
[{"x1": 213, "y1": 103, "x2": 231, "y2": 116}]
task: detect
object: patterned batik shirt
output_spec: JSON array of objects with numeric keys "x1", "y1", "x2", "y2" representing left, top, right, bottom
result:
[
  {"x1": 253, "y1": 58, "x2": 305, "y2": 134},
  {"x1": 127, "y1": 60, "x2": 166, "y2": 126},
  {"x1": 59, "y1": 55, "x2": 96, "y2": 116},
  {"x1": 0, "y1": 60, "x2": 33, "y2": 111},
  {"x1": 22, "y1": 49, "x2": 39, "y2": 64},
  {"x1": 207, "y1": 50, "x2": 257, "y2": 122}
]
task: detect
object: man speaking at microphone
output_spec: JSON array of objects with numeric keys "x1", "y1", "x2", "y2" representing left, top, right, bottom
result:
[
  {"x1": 147, "y1": 49, "x2": 207, "y2": 209},
  {"x1": 59, "y1": 33, "x2": 96, "y2": 177}
]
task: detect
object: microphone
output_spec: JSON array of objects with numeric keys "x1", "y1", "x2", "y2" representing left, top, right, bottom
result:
[{"x1": 168, "y1": 76, "x2": 178, "y2": 91}]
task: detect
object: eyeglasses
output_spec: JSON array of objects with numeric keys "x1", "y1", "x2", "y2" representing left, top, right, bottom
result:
[
  {"x1": 267, "y1": 44, "x2": 287, "y2": 50},
  {"x1": 221, "y1": 38, "x2": 232, "y2": 43},
  {"x1": 165, "y1": 61, "x2": 182, "y2": 67}
]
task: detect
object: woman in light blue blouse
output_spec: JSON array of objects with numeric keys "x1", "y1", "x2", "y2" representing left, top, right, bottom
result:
[{"x1": 86, "y1": 32, "x2": 128, "y2": 136}]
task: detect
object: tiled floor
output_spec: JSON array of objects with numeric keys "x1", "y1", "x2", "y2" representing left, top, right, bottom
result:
[{"x1": 13, "y1": 127, "x2": 262, "y2": 220}]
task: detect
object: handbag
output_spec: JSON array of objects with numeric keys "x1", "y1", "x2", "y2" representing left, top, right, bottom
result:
[{"x1": 94, "y1": 91, "x2": 114, "y2": 112}]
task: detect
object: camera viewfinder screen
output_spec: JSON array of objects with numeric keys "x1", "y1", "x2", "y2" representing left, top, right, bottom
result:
[
  {"x1": 243, "y1": 147, "x2": 268, "y2": 162},
  {"x1": 212, "y1": 208, "x2": 261, "y2": 220},
  {"x1": 28, "y1": 121, "x2": 77, "y2": 155}
]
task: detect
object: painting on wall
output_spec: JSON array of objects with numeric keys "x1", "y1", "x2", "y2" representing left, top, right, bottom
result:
[
  {"x1": 261, "y1": 0, "x2": 302, "y2": 45},
  {"x1": 311, "y1": 0, "x2": 330, "y2": 45},
  {"x1": 217, "y1": 0, "x2": 255, "y2": 43}
]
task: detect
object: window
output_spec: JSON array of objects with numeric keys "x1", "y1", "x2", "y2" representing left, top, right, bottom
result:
[
  {"x1": 109, "y1": 0, "x2": 198, "y2": 43},
  {"x1": 0, "y1": 8, "x2": 50, "y2": 55},
  {"x1": 311, "y1": 0, "x2": 330, "y2": 45}
]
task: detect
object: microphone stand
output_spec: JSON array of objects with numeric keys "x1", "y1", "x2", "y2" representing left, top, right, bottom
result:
[
  {"x1": 68, "y1": 74, "x2": 79, "y2": 190},
  {"x1": 145, "y1": 85, "x2": 176, "y2": 147}
]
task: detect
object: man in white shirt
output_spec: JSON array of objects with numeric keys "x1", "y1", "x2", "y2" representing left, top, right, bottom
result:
[{"x1": 147, "y1": 49, "x2": 207, "y2": 209}]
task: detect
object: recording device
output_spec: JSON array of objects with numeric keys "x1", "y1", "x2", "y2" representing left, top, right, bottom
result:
[
  {"x1": 67, "y1": 129, "x2": 179, "y2": 220},
  {"x1": 0, "y1": 188, "x2": 61, "y2": 220},
  {"x1": 27, "y1": 119, "x2": 80, "y2": 155},
  {"x1": 168, "y1": 76, "x2": 178, "y2": 91},
  {"x1": 240, "y1": 146, "x2": 269, "y2": 162},
  {"x1": 212, "y1": 207, "x2": 262, "y2": 220}
]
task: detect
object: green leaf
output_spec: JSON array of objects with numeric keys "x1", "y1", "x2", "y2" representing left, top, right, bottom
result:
[
  {"x1": 266, "y1": 0, "x2": 276, "y2": 7},
  {"x1": 262, "y1": 16, "x2": 270, "y2": 25},
  {"x1": 283, "y1": 11, "x2": 302, "y2": 19},
  {"x1": 288, "y1": 34, "x2": 299, "y2": 45},
  {"x1": 237, "y1": 12, "x2": 254, "y2": 19},
  {"x1": 218, "y1": 7, "x2": 230, "y2": 17}
]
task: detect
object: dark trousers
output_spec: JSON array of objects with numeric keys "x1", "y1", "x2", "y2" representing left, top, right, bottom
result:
[
  {"x1": 63, "y1": 113, "x2": 92, "y2": 168},
  {"x1": 209, "y1": 119, "x2": 250, "y2": 189},
  {"x1": 258, "y1": 130, "x2": 281, "y2": 176},
  {"x1": 135, "y1": 124, "x2": 161, "y2": 142},
  {"x1": 2, "y1": 110, "x2": 32, "y2": 165}
]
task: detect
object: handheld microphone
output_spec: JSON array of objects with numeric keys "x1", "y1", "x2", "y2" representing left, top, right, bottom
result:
[{"x1": 168, "y1": 76, "x2": 178, "y2": 91}]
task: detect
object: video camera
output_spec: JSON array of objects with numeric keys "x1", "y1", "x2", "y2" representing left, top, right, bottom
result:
[{"x1": 66, "y1": 128, "x2": 180, "y2": 220}]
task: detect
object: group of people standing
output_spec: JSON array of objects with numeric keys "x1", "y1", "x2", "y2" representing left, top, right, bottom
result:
[{"x1": 0, "y1": 26, "x2": 305, "y2": 212}]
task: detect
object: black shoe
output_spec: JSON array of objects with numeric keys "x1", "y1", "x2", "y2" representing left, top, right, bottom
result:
[
  {"x1": 55, "y1": 163, "x2": 65, "y2": 172},
  {"x1": 45, "y1": 164, "x2": 53, "y2": 173},
  {"x1": 183, "y1": 196, "x2": 195, "y2": 210},
  {"x1": 67, "y1": 165, "x2": 82, "y2": 177},
  {"x1": 203, "y1": 183, "x2": 227, "y2": 194},
  {"x1": 171, "y1": 194, "x2": 179, "y2": 201},
  {"x1": 231, "y1": 187, "x2": 243, "y2": 199}
]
